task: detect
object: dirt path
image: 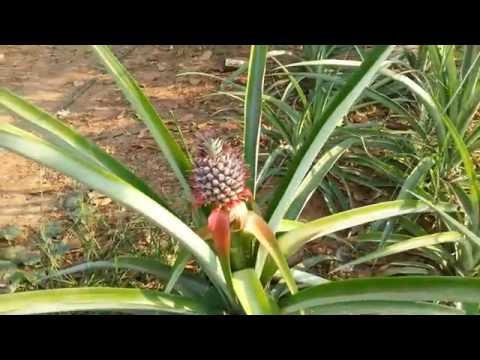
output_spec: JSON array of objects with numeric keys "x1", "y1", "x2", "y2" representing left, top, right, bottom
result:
[{"x1": 0, "y1": 45, "x2": 249, "y2": 232}]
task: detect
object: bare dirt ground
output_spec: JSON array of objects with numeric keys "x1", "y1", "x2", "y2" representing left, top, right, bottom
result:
[{"x1": 0, "y1": 45, "x2": 250, "y2": 235}]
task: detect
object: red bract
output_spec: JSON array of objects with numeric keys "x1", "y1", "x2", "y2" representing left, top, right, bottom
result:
[{"x1": 207, "y1": 207, "x2": 231, "y2": 257}]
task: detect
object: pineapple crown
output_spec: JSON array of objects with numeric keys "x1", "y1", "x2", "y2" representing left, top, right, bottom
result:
[
  {"x1": 190, "y1": 137, "x2": 251, "y2": 209},
  {"x1": 200, "y1": 138, "x2": 224, "y2": 158},
  {"x1": 196, "y1": 137, "x2": 239, "y2": 159}
]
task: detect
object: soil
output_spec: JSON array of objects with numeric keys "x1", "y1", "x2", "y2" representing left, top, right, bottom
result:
[{"x1": 0, "y1": 45, "x2": 252, "y2": 234}]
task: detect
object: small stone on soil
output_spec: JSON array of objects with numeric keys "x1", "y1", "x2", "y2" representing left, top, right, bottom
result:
[
  {"x1": 157, "y1": 63, "x2": 168, "y2": 72},
  {"x1": 199, "y1": 50, "x2": 213, "y2": 61},
  {"x1": 73, "y1": 80, "x2": 85, "y2": 87},
  {"x1": 189, "y1": 78, "x2": 201, "y2": 86}
]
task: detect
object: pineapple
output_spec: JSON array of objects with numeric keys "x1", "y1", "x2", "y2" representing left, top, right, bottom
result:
[{"x1": 190, "y1": 138, "x2": 251, "y2": 210}]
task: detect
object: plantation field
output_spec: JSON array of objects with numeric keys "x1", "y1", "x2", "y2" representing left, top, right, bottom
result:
[
  {"x1": 0, "y1": 45, "x2": 372, "y2": 295},
  {"x1": 2, "y1": 45, "x2": 480, "y2": 315}
]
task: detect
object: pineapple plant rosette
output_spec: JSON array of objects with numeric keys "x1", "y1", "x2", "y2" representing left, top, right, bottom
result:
[
  {"x1": 1, "y1": 45, "x2": 480, "y2": 315},
  {"x1": 190, "y1": 136, "x2": 298, "y2": 297}
]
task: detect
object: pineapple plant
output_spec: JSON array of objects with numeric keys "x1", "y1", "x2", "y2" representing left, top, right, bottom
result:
[{"x1": 187, "y1": 136, "x2": 296, "y2": 296}]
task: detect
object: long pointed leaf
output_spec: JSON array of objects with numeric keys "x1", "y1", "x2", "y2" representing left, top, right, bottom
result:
[
  {"x1": 91, "y1": 45, "x2": 192, "y2": 197},
  {"x1": 306, "y1": 301, "x2": 464, "y2": 315},
  {"x1": 280, "y1": 276, "x2": 480, "y2": 314},
  {"x1": 232, "y1": 269, "x2": 278, "y2": 315},
  {"x1": 0, "y1": 287, "x2": 220, "y2": 315},
  {"x1": 410, "y1": 191, "x2": 480, "y2": 248},
  {"x1": 439, "y1": 113, "x2": 480, "y2": 232},
  {"x1": 334, "y1": 231, "x2": 463, "y2": 273},
  {"x1": 244, "y1": 211, "x2": 298, "y2": 294},
  {"x1": 279, "y1": 200, "x2": 454, "y2": 260},
  {"x1": 36, "y1": 256, "x2": 209, "y2": 298},
  {"x1": 164, "y1": 248, "x2": 193, "y2": 295},
  {"x1": 379, "y1": 157, "x2": 434, "y2": 242},
  {"x1": 261, "y1": 200, "x2": 456, "y2": 282},
  {"x1": 286, "y1": 138, "x2": 357, "y2": 220},
  {"x1": 244, "y1": 45, "x2": 268, "y2": 197}
]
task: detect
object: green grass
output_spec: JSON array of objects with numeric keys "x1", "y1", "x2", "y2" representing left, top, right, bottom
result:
[{"x1": 3, "y1": 187, "x2": 181, "y2": 294}]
